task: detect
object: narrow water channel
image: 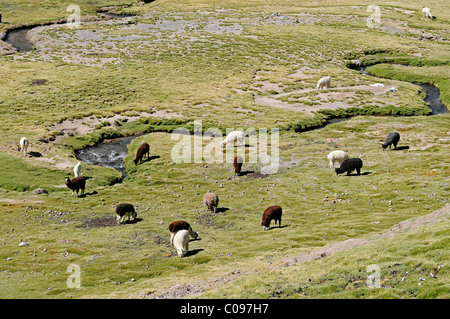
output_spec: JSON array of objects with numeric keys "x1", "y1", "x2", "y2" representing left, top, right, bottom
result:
[
  {"x1": 413, "y1": 82, "x2": 448, "y2": 115},
  {"x1": 5, "y1": 20, "x2": 446, "y2": 178},
  {"x1": 74, "y1": 66, "x2": 447, "y2": 179},
  {"x1": 75, "y1": 136, "x2": 138, "y2": 180},
  {"x1": 3, "y1": 11, "x2": 136, "y2": 52},
  {"x1": 4, "y1": 26, "x2": 34, "y2": 51},
  {"x1": 358, "y1": 66, "x2": 448, "y2": 115}
]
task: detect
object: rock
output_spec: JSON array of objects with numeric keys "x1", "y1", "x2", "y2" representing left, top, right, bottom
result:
[{"x1": 33, "y1": 188, "x2": 48, "y2": 195}]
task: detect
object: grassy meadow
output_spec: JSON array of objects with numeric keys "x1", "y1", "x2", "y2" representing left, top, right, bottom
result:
[{"x1": 0, "y1": 0, "x2": 448, "y2": 299}]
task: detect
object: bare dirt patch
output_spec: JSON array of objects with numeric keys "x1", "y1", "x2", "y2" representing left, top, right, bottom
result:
[
  {"x1": 142, "y1": 268, "x2": 258, "y2": 299},
  {"x1": 47, "y1": 111, "x2": 178, "y2": 136},
  {"x1": 252, "y1": 84, "x2": 395, "y2": 114},
  {"x1": 280, "y1": 203, "x2": 449, "y2": 267},
  {"x1": 78, "y1": 215, "x2": 121, "y2": 228}
]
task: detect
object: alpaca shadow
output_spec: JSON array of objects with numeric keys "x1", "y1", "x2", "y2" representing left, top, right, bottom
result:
[
  {"x1": 237, "y1": 170, "x2": 255, "y2": 176},
  {"x1": 344, "y1": 172, "x2": 372, "y2": 176},
  {"x1": 186, "y1": 249, "x2": 204, "y2": 257},
  {"x1": 78, "y1": 190, "x2": 98, "y2": 198},
  {"x1": 125, "y1": 217, "x2": 143, "y2": 224},
  {"x1": 392, "y1": 146, "x2": 410, "y2": 151},
  {"x1": 268, "y1": 224, "x2": 289, "y2": 231},
  {"x1": 28, "y1": 151, "x2": 42, "y2": 157},
  {"x1": 216, "y1": 207, "x2": 229, "y2": 213},
  {"x1": 229, "y1": 144, "x2": 255, "y2": 148},
  {"x1": 141, "y1": 155, "x2": 160, "y2": 164}
]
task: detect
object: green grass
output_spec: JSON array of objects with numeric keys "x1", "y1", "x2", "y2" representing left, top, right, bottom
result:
[
  {"x1": 199, "y1": 218, "x2": 450, "y2": 299},
  {"x1": 0, "y1": 0, "x2": 132, "y2": 31},
  {"x1": 1, "y1": 114, "x2": 448, "y2": 298},
  {"x1": 367, "y1": 64, "x2": 450, "y2": 106},
  {"x1": 0, "y1": 0, "x2": 449, "y2": 299}
]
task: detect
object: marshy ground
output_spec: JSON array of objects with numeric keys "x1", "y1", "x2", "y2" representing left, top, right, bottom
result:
[{"x1": 0, "y1": 0, "x2": 448, "y2": 299}]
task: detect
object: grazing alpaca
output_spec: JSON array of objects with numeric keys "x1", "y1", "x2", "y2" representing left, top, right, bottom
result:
[
  {"x1": 382, "y1": 132, "x2": 400, "y2": 150},
  {"x1": 64, "y1": 176, "x2": 90, "y2": 196},
  {"x1": 115, "y1": 203, "x2": 137, "y2": 224},
  {"x1": 422, "y1": 7, "x2": 433, "y2": 19},
  {"x1": 134, "y1": 142, "x2": 150, "y2": 165},
  {"x1": 335, "y1": 158, "x2": 363, "y2": 176},
  {"x1": 316, "y1": 76, "x2": 331, "y2": 90},
  {"x1": 202, "y1": 192, "x2": 219, "y2": 213},
  {"x1": 261, "y1": 205, "x2": 282, "y2": 231},
  {"x1": 327, "y1": 150, "x2": 349, "y2": 168},
  {"x1": 220, "y1": 131, "x2": 245, "y2": 148},
  {"x1": 173, "y1": 229, "x2": 189, "y2": 257},
  {"x1": 168, "y1": 220, "x2": 198, "y2": 244},
  {"x1": 233, "y1": 155, "x2": 243, "y2": 174},
  {"x1": 19, "y1": 137, "x2": 29, "y2": 157}
]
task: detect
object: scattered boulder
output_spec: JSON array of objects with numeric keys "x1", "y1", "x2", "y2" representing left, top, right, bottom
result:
[{"x1": 33, "y1": 188, "x2": 48, "y2": 195}]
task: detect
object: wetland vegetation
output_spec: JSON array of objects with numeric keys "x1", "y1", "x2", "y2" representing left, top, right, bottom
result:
[{"x1": 0, "y1": 0, "x2": 448, "y2": 299}]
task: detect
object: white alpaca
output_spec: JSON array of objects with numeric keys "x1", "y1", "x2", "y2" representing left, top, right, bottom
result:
[
  {"x1": 316, "y1": 76, "x2": 331, "y2": 90},
  {"x1": 327, "y1": 150, "x2": 349, "y2": 168},
  {"x1": 74, "y1": 161, "x2": 81, "y2": 178},
  {"x1": 169, "y1": 221, "x2": 198, "y2": 245},
  {"x1": 19, "y1": 137, "x2": 29, "y2": 157},
  {"x1": 220, "y1": 131, "x2": 245, "y2": 148},
  {"x1": 173, "y1": 229, "x2": 189, "y2": 257},
  {"x1": 422, "y1": 7, "x2": 433, "y2": 19}
]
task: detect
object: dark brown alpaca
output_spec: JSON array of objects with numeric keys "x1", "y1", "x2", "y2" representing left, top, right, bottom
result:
[
  {"x1": 65, "y1": 176, "x2": 91, "y2": 196},
  {"x1": 261, "y1": 205, "x2": 282, "y2": 231},
  {"x1": 134, "y1": 142, "x2": 150, "y2": 165},
  {"x1": 233, "y1": 156, "x2": 243, "y2": 174}
]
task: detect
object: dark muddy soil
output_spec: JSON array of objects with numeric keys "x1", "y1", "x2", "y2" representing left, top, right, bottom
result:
[{"x1": 78, "y1": 215, "x2": 121, "y2": 228}]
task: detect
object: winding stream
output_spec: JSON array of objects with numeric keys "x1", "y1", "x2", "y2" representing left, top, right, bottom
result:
[
  {"x1": 4, "y1": 18, "x2": 447, "y2": 177},
  {"x1": 74, "y1": 66, "x2": 447, "y2": 178},
  {"x1": 75, "y1": 136, "x2": 137, "y2": 180},
  {"x1": 3, "y1": 11, "x2": 136, "y2": 52},
  {"x1": 412, "y1": 82, "x2": 448, "y2": 115},
  {"x1": 4, "y1": 26, "x2": 34, "y2": 51},
  {"x1": 358, "y1": 66, "x2": 448, "y2": 115}
]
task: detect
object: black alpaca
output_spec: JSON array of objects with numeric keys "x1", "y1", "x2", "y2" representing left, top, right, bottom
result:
[
  {"x1": 335, "y1": 158, "x2": 363, "y2": 176},
  {"x1": 382, "y1": 132, "x2": 400, "y2": 150}
]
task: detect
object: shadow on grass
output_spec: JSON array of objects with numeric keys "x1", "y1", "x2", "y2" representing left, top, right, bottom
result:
[
  {"x1": 138, "y1": 155, "x2": 160, "y2": 165},
  {"x1": 237, "y1": 170, "x2": 255, "y2": 176},
  {"x1": 216, "y1": 207, "x2": 230, "y2": 213},
  {"x1": 186, "y1": 249, "x2": 204, "y2": 257},
  {"x1": 268, "y1": 225, "x2": 289, "y2": 230},
  {"x1": 78, "y1": 190, "x2": 98, "y2": 197},
  {"x1": 338, "y1": 172, "x2": 372, "y2": 177},
  {"x1": 124, "y1": 217, "x2": 143, "y2": 224},
  {"x1": 28, "y1": 151, "x2": 43, "y2": 157},
  {"x1": 392, "y1": 146, "x2": 410, "y2": 151}
]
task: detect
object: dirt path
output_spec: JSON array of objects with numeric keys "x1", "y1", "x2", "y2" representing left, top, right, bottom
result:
[
  {"x1": 281, "y1": 203, "x2": 449, "y2": 266},
  {"x1": 141, "y1": 204, "x2": 449, "y2": 298}
]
